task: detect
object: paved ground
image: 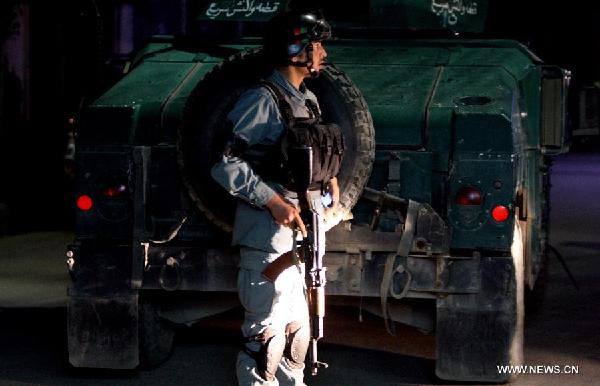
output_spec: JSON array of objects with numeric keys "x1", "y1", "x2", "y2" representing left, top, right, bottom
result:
[
  {"x1": 0, "y1": 232, "x2": 72, "y2": 308},
  {"x1": 0, "y1": 152, "x2": 599, "y2": 385}
]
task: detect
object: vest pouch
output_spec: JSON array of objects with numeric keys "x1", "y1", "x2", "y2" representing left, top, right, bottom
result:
[
  {"x1": 283, "y1": 120, "x2": 345, "y2": 190},
  {"x1": 285, "y1": 145, "x2": 312, "y2": 192}
]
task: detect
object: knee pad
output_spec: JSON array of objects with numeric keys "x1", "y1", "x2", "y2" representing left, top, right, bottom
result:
[{"x1": 283, "y1": 320, "x2": 310, "y2": 369}]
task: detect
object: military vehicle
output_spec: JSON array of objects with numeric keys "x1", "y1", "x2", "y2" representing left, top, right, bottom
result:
[{"x1": 67, "y1": 0, "x2": 569, "y2": 382}]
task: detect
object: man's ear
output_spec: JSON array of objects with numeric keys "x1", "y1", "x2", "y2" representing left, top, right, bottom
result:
[{"x1": 291, "y1": 50, "x2": 307, "y2": 63}]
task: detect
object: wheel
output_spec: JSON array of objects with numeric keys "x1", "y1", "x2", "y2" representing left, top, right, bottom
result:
[{"x1": 178, "y1": 48, "x2": 375, "y2": 231}]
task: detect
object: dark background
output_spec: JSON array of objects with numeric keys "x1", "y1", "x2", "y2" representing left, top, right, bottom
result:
[{"x1": 0, "y1": 0, "x2": 599, "y2": 235}]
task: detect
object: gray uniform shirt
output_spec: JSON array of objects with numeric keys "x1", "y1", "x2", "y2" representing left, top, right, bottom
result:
[{"x1": 211, "y1": 70, "x2": 324, "y2": 257}]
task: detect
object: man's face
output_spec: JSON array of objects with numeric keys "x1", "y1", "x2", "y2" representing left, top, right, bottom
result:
[
  {"x1": 292, "y1": 41, "x2": 327, "y2": 76},
  {"x1": 309, "y1": 41, "x2": 327, "y2": 72}
]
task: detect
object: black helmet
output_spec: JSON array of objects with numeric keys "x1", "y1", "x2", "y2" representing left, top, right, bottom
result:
[{"x1": 264, "y1": 11, "x2": 331, "y2": 64}]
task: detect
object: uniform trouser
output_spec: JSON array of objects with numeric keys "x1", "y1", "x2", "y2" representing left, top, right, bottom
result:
[{"x1": 236, "y1": 247, "x2": 310, "y2": 386}]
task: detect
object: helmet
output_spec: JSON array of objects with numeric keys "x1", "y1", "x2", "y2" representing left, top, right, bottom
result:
[{"x1": 264, "y1": 11, "x2": 332, "y2": 65}]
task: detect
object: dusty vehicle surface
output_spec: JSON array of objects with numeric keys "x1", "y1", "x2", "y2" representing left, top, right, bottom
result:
[{"x1": 67, "y1": 0, "x2": 569, "y2": 382}]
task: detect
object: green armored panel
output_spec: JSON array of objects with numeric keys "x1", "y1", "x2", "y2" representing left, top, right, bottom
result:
[
  {"x1": 160, "y1": 62, "x2": 214, "y2": 143},
  {"x1": 79, "y1": 106, "x2": 137, "y2": 145},
  {"x1": 446, "y1": 45, "x2": 536, "y2": 75},
  {"x1": 453, "y1": 113, "x2": 513, "y2": 152},
  {"x1": 329, "y1": 40, "x2": 538, "y2": 173},
  {"x1": 329, "y1": 40, "x2": 539, "y2": 74},
  {"x1": 144, "y1": 50, "x2": 200, "y2": 63},
  {"x1": 337, "y1": 64, "x2": 439, "y2": 146},
  {"x1": 448, "y1": 153, "x2": 515, "y2": 250},
  {"x1": 95, "y1": 61, "x2": 197, "y2": 107},
  {"x1": 396, "y1": 151, "x2": 433, "y2": 203},
  {"x1": 520, "y1": 68, "x2": 543, "y2": 149},
  {"x1": 329, "y1": 44, "x2": 449, "y2": 66},
  {"x1": 90, "y1": 58, "x2": 218, "y2": 144},
  {"x1": 93, "y1": 61, "x2": 200, "y2": 144},
  {"x1": 431, "y1": 67, "x2": 515, "y2": 116},
  {"x1": 428, "y1": 66, "x2": 518, "y2": 171},
  {"x1": 330, "y1": 43, "x2": 451, "y2": 147},
  {"x1": 365, "y1": 150, "x2": 433, "y2": 198}
]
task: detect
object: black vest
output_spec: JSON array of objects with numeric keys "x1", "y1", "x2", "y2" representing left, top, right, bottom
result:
[{"x1": 232, "y1": 80, "x2": 345, "y2": 192}]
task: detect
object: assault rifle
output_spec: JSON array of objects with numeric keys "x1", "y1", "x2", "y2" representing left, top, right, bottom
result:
[{"x1": 288, "y1": 145, "x2": 329, "y2": 376}]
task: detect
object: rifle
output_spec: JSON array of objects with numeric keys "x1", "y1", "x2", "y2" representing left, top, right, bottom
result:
[{"x1": 288, "y1": 145, "x2": 329, "y2": 376}]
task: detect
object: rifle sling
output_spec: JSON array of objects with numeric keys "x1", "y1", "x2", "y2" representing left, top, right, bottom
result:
[{"x1": 262, "y1": 249, "x2": 304, "y2": 282}]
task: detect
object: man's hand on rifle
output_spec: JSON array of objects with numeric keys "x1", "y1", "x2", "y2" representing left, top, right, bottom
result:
[
  {"x1": 266, "y1": 193, "x2": 308, "y2": 237},
  {"x1": 324, "y1": 177, "x2": 340, "y2": 215}
]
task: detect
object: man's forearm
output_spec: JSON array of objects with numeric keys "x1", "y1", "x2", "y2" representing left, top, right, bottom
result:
[{"x1": 210, "y1": 154, "x2": 275, "y2": 207}]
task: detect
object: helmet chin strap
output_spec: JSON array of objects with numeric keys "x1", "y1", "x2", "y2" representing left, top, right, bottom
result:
[{"x1": 288, "y1": 44, "x2": 319, "y2": 77}]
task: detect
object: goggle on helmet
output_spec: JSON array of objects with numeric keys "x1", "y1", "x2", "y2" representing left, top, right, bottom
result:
[{"x1": 286, "y1": 13, "x2": 332, "y2": 57}]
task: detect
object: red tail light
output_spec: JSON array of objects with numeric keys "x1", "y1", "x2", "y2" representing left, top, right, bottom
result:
[
  {"x1": 102, "y1": 184, "x2": 127, "y2": 198},
  {"x1": 455, "y1": 186, "x2": 483, "y2": 206},
  {"x1": 492, "y1": 205, "x2": 510, "y2": 222},
  {"x1": 77, "y1": 195, "x2": 93, "y2": 211}
]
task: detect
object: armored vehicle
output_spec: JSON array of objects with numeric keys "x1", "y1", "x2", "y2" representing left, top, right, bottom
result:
[{"x1": 67, "y1": 0, "x2": 569, "y2": 382}]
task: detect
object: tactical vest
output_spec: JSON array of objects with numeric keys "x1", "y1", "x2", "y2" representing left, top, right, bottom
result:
[{"x1": 232, "y1": 80, "x2": 345, "y2": 192}]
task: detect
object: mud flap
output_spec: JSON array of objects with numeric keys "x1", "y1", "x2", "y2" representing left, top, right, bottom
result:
[
  {"x1": 435, "y1": 256, "x2": 517, "y2": 382},
  {"x1": 68, "y1": 292, "x2": 139, "y2": 369}
]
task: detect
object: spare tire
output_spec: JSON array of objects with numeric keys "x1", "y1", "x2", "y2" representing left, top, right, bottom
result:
[{"x1": 179, "y1": 49, "x2": 375, "y2": 232}]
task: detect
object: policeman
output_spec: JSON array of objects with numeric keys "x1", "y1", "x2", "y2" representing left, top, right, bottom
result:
[{"x1": 211, "y1": 10, "x2": 338, "y2": 386}]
